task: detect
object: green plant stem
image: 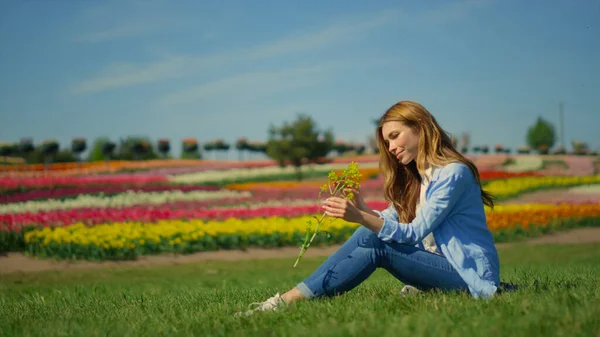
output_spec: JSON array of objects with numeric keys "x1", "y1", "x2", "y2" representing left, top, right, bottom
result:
[
  {"x1": 293, "y1": 165, "x2": 361, "y2": 267},
  {"x1": 293, "y1": 213, "x2": 327, "y2": 267}
]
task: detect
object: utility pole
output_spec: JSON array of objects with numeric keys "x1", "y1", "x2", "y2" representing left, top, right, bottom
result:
[{"x1": 559, "y1": 102, "x2": 565, "y2": 149}]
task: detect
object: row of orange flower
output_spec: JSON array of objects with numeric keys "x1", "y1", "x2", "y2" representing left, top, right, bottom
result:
[
  {"x1": 0, "y1": 159, "x2": 279, "y2": 177},
  {"x1": 0, "y1": 157, "x2": 373, "y2": 177}
]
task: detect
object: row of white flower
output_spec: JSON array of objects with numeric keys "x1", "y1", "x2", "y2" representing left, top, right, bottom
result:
[
  {"x1": 568, "y1": 184, "x2": 600, "y2": 194},
  {"x1": 168, "y1": 162, "x2": 380, "y2": 184},
  {"x1": 503, "y1": 156, "x2": 543, "y2": 173},
  {"x1": 0, "y1": 190, "x2": 251, "y2": 214}
]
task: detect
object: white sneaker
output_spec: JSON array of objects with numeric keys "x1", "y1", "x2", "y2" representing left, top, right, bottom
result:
[
  {"x1": 400, "y1": 285, "x2": 422, "y2": 297},
  {"x1": 234, "y1": 293, "x2": 286, "y2": 317}
]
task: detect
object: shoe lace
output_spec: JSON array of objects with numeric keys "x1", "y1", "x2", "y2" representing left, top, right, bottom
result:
[
  {"x1": 247, "y1": 294, "x2": 282, "y2": 311},
  {"x1": 234, "y1": 293, "x2": 283, "y2": 318}
]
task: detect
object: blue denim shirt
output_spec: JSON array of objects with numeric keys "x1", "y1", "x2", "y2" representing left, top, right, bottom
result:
[{"x1": 375, "y1": 162, "x2": 500, "y2": 299}]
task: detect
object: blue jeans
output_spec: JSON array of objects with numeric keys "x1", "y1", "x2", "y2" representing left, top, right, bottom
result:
[{"x1": 296, "y1": 226, "x2": 469, "y2": 298}]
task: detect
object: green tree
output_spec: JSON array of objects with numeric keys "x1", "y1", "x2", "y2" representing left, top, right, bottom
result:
[
  {"x1": 181, "y1": 138, "x2": 201, "y2": 159},
  {"x1": 571, "y1": 140, "x2": 589, "y2": 155},
  {"x1": 18, "y1": 138, "x2": 36, "y2": 166},
  {"x1": 71, "y1": 138, "x2": 87, "y2": 161},
  {"x1": 157, "y1": 139, "x2": 171, "y2": 158},
  {"x1": 53, "y1": 150, "x2": 77, "y2": 163},
  {"x1": 526, "y1": 117, "x2": 556, "y2": 154},
  {"x1": 333, "y1": 141, "x2": 352, "y2": 156},
  {"x1": 265, "y1": 114, "x2": 334, "y2": 181},
  {"x1": 40, "y1": 140, "x2": 59, "y2": 170},
  {"x1": 116, "y1": 137, "x2": 159, "y2": 160},
  {"x1": 88, "y1": 137, "x2": 111, "y2": 162},
  {"x1": 180, "y1": 151, "x2": 202, "y2": 159},
  {"x1": 87, "y1": 137, "x2": 119, "y2": 163},
  {"x1": 0, "y1": 143, "x2": 17, "y2": 169}
]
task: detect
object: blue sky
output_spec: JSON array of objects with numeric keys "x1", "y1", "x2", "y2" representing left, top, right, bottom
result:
[{"x1": 1, "y1": 0, "x2": 599, "y2": 157}]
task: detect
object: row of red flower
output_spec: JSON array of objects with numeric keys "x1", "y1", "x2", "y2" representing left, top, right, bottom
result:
[{"x1": 5, "y1": 197, "x2": 600, "y2": 235}]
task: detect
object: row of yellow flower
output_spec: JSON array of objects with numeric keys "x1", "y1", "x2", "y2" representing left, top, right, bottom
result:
[
  {"x1": 23, "y1": 203, "x2": 600, "y2": 260},
  {"x1": 484, "y1": 175, "x2": 600, "y2": 199}
]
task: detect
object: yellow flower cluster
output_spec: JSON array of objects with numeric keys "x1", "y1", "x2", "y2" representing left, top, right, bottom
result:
[
  {"x1": 487, "y1": 204, "x2": 562, "y2": 212},
  {"x1": 485, "y1": 175, "x2": 600, "y2": 199},
  {"x1": 24, "y1": 216, "x2": 356, "y2": 250}
]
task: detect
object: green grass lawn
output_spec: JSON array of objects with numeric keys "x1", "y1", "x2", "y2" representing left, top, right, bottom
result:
[{"x1": 1, "y1": 243, "x2": 599, "y2": 337}]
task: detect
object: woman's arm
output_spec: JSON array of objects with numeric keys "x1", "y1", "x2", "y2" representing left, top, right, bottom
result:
[
  {"x1": 324, "y1": 164, "x2": 472, "y2": 245},
  {"x1": 322, "y1": 197, "x2": 385, "y2": 231},
  {"x1": 345, "y1": 187, "x2": 393, "y2": 219},
  {"x1": 357, "y1": 210, "x2": 386, "y2": 232},
  {"x1": 376, "y1": 165, "x2": 471, "y2": 245}
]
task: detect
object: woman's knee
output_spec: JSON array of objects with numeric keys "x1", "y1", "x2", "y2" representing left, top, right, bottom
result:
[
  {"x1": 351, "y1": 226, "x2": 382, "y2": 249},
  {"x1": 350, "y1": 226, "x2": 374, "y2": 240}
]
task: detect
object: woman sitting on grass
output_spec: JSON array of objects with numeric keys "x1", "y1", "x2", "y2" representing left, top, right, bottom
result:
[{"x1": 237, "y1": 100, "x2": 506, "y2": 317}]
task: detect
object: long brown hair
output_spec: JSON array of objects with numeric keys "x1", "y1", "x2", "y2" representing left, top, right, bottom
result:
[{"x1": 376, "y1": 101, "x2": 495, "y2": 223}]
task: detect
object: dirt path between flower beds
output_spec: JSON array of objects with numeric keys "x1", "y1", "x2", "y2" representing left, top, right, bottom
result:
[{"x1": 2, "y1": 227, "x2": 600, "y2": 275}]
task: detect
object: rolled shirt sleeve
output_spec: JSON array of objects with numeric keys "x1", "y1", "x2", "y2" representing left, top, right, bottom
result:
[
  {"x1": 373, "y1": 204, "x2": 397, "y2": 221},
  {"x1": 376, "y1": 164, "x2": 471, "y2": 245}
]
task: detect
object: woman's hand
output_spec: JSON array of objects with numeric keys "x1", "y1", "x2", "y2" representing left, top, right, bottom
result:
[
  {"x1": 343, "y1": 187, "x2": 368, "y2": 212},
  {"x1": 322, "y1": 196, "x2": 364, "y2": 223}
]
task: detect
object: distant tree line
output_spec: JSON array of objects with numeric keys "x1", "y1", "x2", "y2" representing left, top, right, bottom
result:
[{"x1": 0, "y1": 115, "x2": 596, "y2": 174}]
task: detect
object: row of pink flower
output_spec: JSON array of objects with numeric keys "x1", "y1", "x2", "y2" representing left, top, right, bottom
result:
[
  {"x1": 0, "y1": 200, "x2": 391, "y2": 231},
  {"x1": 467, "y1": 154, "x2": 510, "y2": 171},
  {"x1": 0, "y1": 175, "x2": 169, "y2": 190},
  {"x1": 0, "y1": 185, "x2": 219, "y2": 204}
]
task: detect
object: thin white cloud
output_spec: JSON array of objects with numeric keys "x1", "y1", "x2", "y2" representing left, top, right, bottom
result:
[
  {"x1": 158, "y1": 62, "x2": 345, "y2": 107},
  {"x1": 73, "y1": 56, "x2": 198, "y2": 94},
  {"x1": 70, "y1": 9, "x2": 399, "y2": 94},
  {"x1": 242, "y1": 9, "x2": 398, "y2": 60},
  {"x1": 159, "y1": 53, "x2": 398, "y2": 108},
  {"x1": 72, "y1": 0, "x2": 180, "y2": 43},
  {"x1": 70, "y1": 0, "x2": 494, "y2": 95}
]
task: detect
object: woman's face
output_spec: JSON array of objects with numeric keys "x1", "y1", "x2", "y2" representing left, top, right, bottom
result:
[{"x1": 381, "y1": 121, "x2": 420, "y2": 165}]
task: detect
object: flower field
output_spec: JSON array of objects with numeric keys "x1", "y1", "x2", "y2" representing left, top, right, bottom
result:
[
  {"x1": 20, "y1": 203, "x2": 600, "y2": 261},
  {"x1": 1, "y1": 155, "x2": 600, "y2": 260}
]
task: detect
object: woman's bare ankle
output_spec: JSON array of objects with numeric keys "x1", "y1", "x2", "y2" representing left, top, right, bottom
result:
[{"x1": 282, "y1": 287, "x2": 306, "y2": 304}]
